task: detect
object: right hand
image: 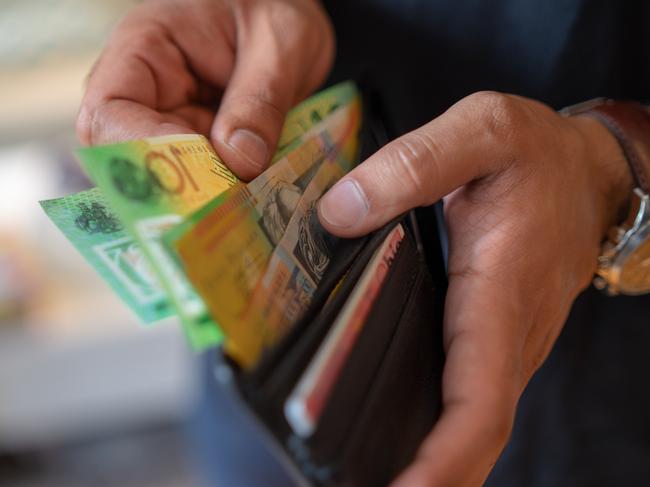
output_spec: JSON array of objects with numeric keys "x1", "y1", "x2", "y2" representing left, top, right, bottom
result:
[{"x1": 76, "y1": 0, "x2": 334, "y2": 180}]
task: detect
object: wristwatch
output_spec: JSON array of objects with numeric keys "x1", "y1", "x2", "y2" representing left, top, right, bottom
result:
[{"x1": 561, "y1": 99, "x2": 650, "y2": 295}]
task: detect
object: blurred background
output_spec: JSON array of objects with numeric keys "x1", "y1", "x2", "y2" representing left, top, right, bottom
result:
[{"x1": 0, "y1": 1, "x2": 205, "y2": 485}]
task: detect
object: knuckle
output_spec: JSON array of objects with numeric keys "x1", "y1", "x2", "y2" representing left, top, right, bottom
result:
[
  {"x1": 467, "y1": 91, "x2": 528, "y2": 153},
  {"x1": 75, "y1": 105, "x2": 92, "y2": 145},
  {"x1": 271, "y1": 1, "x2": 306, "y2": 27},
  {"x1": 76, "y1": 100, "x2": 111, "y2": 146},
  {"x1": 111, "y1": 7, "x2": 167, "y2": 51},
  {"x1": 257, "y1": 1, "x2": 330, "y2": 61},
  {"x1": 272, "y1": 1, "x2": 319, "y2": 32},
  {"x1": 236, "y1": 0, "x2": 255, "y2": 10},
  {"x1": 256, "y1": 1, "x2": 309, "y2": 43},
  {"x1": 129, "y1": 24, "x2": 166, "y2": 52},
  {"x1": 231, "y1": 90, "x2": 285, "y2": 127},
  {"x1": 384, "y1": 132, "x2": 441, "y2": 204},
  {"x1": 477, "y1": 92, "x2": 521, "y2": 131},
  {"x1": 76, "y1": 103, "x2": 99, "y2": 145}
]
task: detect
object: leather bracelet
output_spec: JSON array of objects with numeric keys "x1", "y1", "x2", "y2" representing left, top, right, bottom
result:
[{"x1": 579, "y1": 100, "x2": 650, "y2": 194}]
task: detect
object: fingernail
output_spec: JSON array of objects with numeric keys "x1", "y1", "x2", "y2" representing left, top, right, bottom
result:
[
  {"x1": 227, "y1": 129, "x2": 268, "y2": 170},
  {"x1": 319, "y1": 179, "x2": 369, "y2": 228}
]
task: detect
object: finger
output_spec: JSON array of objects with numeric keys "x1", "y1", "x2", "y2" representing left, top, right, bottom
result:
[
  {"x1": 77, "y1": 20, "x2": 208, "y2": 145},
  {"x1": 211, "y1": 4, "x2": 333, "y2": 180},
  {"x1": 77, "y1": 99, "x2": 216, "y2": 146},
  {"x1": 318, "y1": 92, "x2": 523, "y2": 237},
  {"x1": 391, "y1": 274, "x2": 524, "y2": 487}
]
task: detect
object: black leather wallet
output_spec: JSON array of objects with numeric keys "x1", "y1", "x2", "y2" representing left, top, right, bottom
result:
[{"x1": 211, "y1": 91, "x2": 447, "y2": 486}]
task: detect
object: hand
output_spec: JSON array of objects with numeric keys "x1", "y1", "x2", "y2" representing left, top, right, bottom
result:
[
  {"x1": 318, "y1": 92, "x2": 633, "y2": 486},
  {"x1": 76, "y1": 0, "x2": 334, "y2": 180}
]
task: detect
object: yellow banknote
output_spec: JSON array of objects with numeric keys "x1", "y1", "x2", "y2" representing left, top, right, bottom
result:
[
  {"x1": 174, "y1": 96, "x2": 361, "y2": 365},
  {"x1": 235, "y1": 149, "x2": 350, "y2": 366}
]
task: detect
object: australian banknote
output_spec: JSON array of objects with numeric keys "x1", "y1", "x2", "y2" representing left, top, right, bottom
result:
[
  {"x1": 172, "y1": 94, "x2": 362, "y2": 366},
  {"x1": 40, "y1": 188, "x2": 171, "y2": 323},
  {"x1": 77, "y1": 134, "x2": 232, "y2": 348},
  {"x1": 235, "y1": 148, "x2": 352, "y2": 366},
  {"x1": 42, "y1": 82, "x2": 360, "y2": 351}
]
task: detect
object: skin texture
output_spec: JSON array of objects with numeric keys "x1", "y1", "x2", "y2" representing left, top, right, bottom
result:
[
  {"x1": 77, "y1": 1, "x2": 634, "y2": 485},
  {"x1": 77, "y1": 0, "x2": 334, "y2": 180},
  {"x1": 317, "y1": 94, "x2": 633, "y2": 486}
]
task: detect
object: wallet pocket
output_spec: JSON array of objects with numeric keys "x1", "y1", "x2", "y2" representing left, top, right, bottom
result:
[
  {"x1": 281, "y1": 225, "x2": 444, "y2": 486},
  {"x1": 337, "y1": 261, "x2": 444, "y2": 486},
  {"x1": 304, "y1": 230, "x2": 419, "y2": 457}
]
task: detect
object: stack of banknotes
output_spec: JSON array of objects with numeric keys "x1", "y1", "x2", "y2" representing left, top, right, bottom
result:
[{"x1": 41, "y1": 82, "x2": 362, "y2": 368}]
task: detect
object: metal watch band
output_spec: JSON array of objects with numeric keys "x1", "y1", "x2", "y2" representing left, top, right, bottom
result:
[{"x1": 581, "y1": 101, "x2": 650, "y2": 194}]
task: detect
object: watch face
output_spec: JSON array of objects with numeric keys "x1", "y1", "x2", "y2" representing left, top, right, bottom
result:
[{"x1": 619, "y1": 238, "x2": 650, "y2": 295}]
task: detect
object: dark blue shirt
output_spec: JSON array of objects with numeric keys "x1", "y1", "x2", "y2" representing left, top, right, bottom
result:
[{"x1": 325, "y1": 0, "x2": 649, "y2": 134}]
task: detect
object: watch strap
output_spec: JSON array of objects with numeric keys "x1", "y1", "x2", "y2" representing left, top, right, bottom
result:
[{"x1": 581, "y1": 101, "x2": 650, "y2": 194}]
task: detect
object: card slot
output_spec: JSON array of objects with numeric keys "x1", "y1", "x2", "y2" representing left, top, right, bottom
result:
[
  {"x1": 414, "y1": 205, "x2": 448, "y2": 288},
  {"x1": 285, "y1": 239, "x2": 444, "y2": 487},
  {"x1": 336, "y1": 266, "x2": 444, "y2": 486},
  {"x1": 294, "y1": 233, "x2": 421, "y2": 467}
]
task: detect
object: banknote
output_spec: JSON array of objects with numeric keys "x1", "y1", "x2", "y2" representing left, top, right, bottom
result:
[
  {"x1": 78, "y1": 134, "x2": 233, "y2": 348},
  {"x1": 168, "y1": 95, "x2": 360, "y2": 252},
  {"x1": 285, "y1": 224, "x2": 405, "y2": 437},
  {"x1": 235, "y1": 149, "x2": 351, "y2": 366},
  {"x1": 43, "y1": 82, "x2": 359, "y2": 350},
  {"x1": 274, "y1": 81, "x2": 358, "y2": 159},
  {"x1": 173, "y1": 96, "x2": 362, "y2": 366},
  {"x1": 40, "y1": 188, "x2": 171, "y2": 323}
]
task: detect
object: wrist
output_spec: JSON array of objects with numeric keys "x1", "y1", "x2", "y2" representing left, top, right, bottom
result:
[{"x1": 571, "y1": 114, "x2": 635, "y2": 237}]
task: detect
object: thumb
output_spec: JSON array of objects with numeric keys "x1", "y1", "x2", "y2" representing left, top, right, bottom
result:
[
  {"x1": 390, "y1": 274, "x2": 521, "y2": 487},
  {"x1": 318, "y1": 92, "x2": 516, "y2": 237},
  {"x1": 211, "y1": 4, "x2": 331, "y2": 181}
]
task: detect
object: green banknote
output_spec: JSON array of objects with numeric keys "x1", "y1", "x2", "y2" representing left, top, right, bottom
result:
[
  {"x1": 78, "y1": 134, "x2": 231, "y2": 349},
  {"x1": 274, "y1": 81, "x2": 358, "y2": 158},
  {"x1": 43, "y1": 82, "x2": 359, "y2": 350},
  {"x1": 40, "y1": 188, "x2": 172, "y2": 323}
]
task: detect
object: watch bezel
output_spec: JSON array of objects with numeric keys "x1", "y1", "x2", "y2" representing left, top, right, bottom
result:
[{"x1": 596, "y1": 188, "x2": 650, "y2": 295}]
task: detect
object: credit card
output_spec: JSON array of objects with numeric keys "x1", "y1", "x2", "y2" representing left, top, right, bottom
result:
[{"x1": 284, "y1": 224, "x2": 405, "y2": 437}]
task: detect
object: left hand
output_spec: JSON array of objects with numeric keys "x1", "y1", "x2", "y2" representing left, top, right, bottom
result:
[{"x1": 317, "y1": 92, "x2": 632, "y2": 486}]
